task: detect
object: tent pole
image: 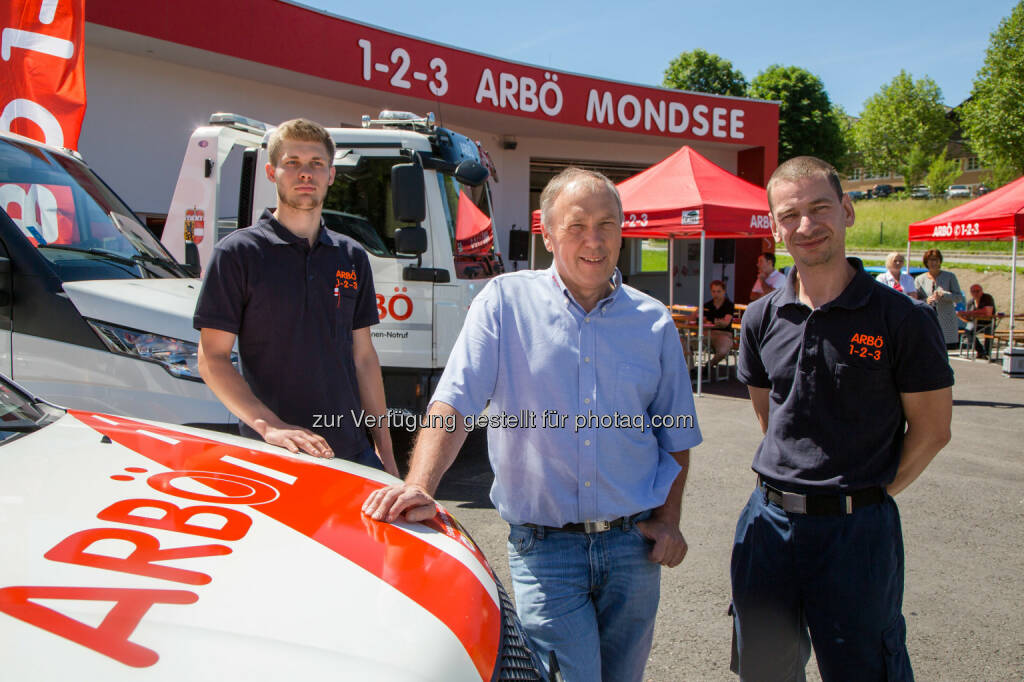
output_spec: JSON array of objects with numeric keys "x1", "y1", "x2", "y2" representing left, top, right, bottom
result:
[
  {"x1": 697, "y1": 231, "x2": 706, "y2": 396},
  {"x1": 1010, "y1": 236, "x2": 1017, "y2": 350},
  {"x1": 905, "y1": 242, "x2": 911, "y2": 280},
  {"x1": 668, "y1": 236, "x2": 675, "y2": 308},
  {"x1": 529, "y1": 234, "x2": 536, "y2": 270}
]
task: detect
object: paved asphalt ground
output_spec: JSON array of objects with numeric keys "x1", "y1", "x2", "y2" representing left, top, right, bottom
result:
[{"x1": 411, "y1": 355, "x2": 1024, "y2": 681}]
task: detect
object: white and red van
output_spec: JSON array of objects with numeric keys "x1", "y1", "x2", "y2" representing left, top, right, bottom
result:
[{"x1": 0, "y1": 376, "x2": 545, "y2": 681}]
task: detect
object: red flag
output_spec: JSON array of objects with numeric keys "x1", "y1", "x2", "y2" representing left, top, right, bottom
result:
[
  {"x1": 455, "y1": 190, "x2": 494, "y2": 255},
  {"x1": 0, "y1": 0, "x2": 86, "y2": 149}
]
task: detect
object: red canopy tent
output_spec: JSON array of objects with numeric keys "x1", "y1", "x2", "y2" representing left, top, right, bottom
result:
[
  {"x1": 529, "y1": 146, "x2": 772, "y2": 238},
  {"x1": 529, "y1": 146, "x2": 773, "y2": 390},
  {"x1": 907, "y1": 174, "x2": 1023, "y2": 353}
]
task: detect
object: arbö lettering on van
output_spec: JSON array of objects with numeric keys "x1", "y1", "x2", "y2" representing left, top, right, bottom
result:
[{"x1": 0, "y1": 461, "x2": 282, "y2": 667}]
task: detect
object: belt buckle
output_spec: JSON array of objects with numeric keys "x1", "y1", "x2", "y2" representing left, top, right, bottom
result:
[
  {"x1": 781, "y1": 491, "x2": 807, "y2": 514},
  {"x1": 582, "y1": 520, "x2": 611, "y2": 533}
]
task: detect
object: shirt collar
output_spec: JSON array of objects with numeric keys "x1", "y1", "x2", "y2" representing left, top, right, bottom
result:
[
  {"x1": 772, "y1": 257, "x2": 873, "y2": 312},
  {"x1": 258, "y1": 208, "x2": 332, "y2": 247},
  {"x1": 547, "y1": 266, "x2": 623, "y2": 312}
]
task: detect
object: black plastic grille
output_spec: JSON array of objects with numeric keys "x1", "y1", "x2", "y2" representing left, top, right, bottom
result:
[{"x1": 493, "y1": 577, "x2": 545, "y2": 681}]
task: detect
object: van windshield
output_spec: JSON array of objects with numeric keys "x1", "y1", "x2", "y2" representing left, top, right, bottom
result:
[{"x1": 0, "y1": 137, "x2": 186, "y2": 280}]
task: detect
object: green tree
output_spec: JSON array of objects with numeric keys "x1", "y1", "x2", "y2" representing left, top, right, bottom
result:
[
  {"x1": 662, "y1": 49, "x2": 747, "y2": 96},
  {"x1": 926, "y1": 150, "x2": 961, "y2": 197},
  {"x1": 853, "y1": 71, "x2": 952, "y2": 177},
  {"x1": 749, "y1": 65, "x2": 846, "y2": 165},
  {"x1": 897, "y1": 144, "x2": 932, "y2": 188},
  {"x1": 832, "y1": 104, "x2": 858, "y2": 173},
  {"x1": 962, "y1": 1, "x2": 1024, "y2": 179}
]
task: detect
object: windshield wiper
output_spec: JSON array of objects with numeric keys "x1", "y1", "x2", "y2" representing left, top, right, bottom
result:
[
  {"x1": 131, "y1": 250, "x2": 188, "y2": 275},
  {"x1": 38, "y1": 244, "x2": 142, "y2": 269}
]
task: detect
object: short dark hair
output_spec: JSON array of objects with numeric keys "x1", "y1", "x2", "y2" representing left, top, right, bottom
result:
[
  {"x1": 267, "y1": 118, "x2": 335, "y2": 166},
  {"x1": 922, "y1": 248, "x2": 943, "y2": 266},
  {"x1": 766, "y1": 156, "x2": 844, "y2": 211},
  {"x1": 759, "y1": 252, "x2": 776, "y2": 267},
  {"x1": 709, "y1": 279, "x2": 725, "y2": 290}
]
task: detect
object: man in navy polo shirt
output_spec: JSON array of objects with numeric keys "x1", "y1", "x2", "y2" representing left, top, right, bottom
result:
[
  {"x1": 194, "y1": 119, "x2": 396, "y2": 475},
  {"x1": 732, "y1": 156, "x2": 953, "y2": 680}
]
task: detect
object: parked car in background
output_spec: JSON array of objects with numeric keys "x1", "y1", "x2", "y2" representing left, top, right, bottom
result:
[
  {"x1": 847, "y1": 190, "x2": 866, "y2": 200},
  {"x1": 974, "y1": 184, "x2": 991, "y2": 196},
  {"x1": 872, "y1": 184, "x2": 893, "y2": 198},
  {"x1": 946, "y1": 184, "x2": 971, "y2": 199},
  {"x1": 0, "y1": 375, "x2": 547, "y2": 681},
  {"x1": 910, "y1": 185, "x2": 931, "y2": 199},
  {"x1": 892, "y1": 185, "x2": 906, "y2": 195}
]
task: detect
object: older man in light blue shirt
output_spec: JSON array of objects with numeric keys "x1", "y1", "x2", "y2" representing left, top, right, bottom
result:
[{"x1": 363, "y1": 168, "x2": 701, "y2": 682}]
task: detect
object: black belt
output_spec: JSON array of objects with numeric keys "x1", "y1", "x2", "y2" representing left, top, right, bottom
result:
[
  {"x1": 525, "y1": 515, "x2": 633, "y2": 534},
  {"x1": 759, "y1": 477, "x2": 885, "y2": 516}
]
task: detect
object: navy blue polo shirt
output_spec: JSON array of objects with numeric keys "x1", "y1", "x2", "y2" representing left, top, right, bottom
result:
[
  {"x1": 194, "y1": 209, "x2": 379, "y2": 456},
  {"x1": 738, "y1": 258, "x2": 953, "y2": 491}
]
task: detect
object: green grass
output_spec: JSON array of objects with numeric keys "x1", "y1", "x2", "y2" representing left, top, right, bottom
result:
[
  {"x1": 640, "y1": 239, "x2": 668, "y2": 272},
  {"x1": 847, "y1": 198, "x2": 1014, "y2": 252},
  {"x1": 774, "y1": 252, "x2": 1023, "y2": 275}
]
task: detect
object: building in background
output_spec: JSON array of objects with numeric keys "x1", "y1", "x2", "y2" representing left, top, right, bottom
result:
[{"x1": 79, "y1": 0, "x2": 779, "y2": 303}]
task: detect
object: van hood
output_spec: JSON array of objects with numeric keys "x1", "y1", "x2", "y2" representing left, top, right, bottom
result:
[
  {"x1": 0, "y1": 410, "x2": 505, "y2": 681},
  {"x1": 62, "y1": 278, "x2": 203, "y2": 341}
]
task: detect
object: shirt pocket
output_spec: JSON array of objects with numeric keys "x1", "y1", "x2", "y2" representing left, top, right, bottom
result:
[
  {"x1": 833, "y1": 362, "x2": 889, "y2": 415},
  {"x1": 614, "y1": 362, "x2": 659, "y2": 415},
  {"x1": 332, "y1": 290, "x2": 357, "y2": 339}
]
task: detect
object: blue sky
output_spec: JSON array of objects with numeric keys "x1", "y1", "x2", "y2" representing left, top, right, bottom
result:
[{"x1": 312, "y1": 0, "x2": 1015, "y2": 115}]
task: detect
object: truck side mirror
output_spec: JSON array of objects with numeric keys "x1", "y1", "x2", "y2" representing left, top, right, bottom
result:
[
  {"x1": 454, "y1": 160, "x2": 489, "y2": 187},
  {"x1": 395, "y1": 226, "x2": 427, "y2": 256},
  {"x1": 391, "y1": 160, "x2": 426, "y2": 224}
]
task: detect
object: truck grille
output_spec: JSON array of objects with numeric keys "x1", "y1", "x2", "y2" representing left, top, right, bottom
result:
[{"x1": 493, "y1": 578, "x2": 545, "y2": 681}]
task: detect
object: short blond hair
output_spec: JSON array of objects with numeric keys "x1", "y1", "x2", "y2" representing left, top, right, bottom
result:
[
  {"x1": 267, "y1": 118, "x2": 334, "y2": 166},
  {"x1": 885, "y1": 251, "x2": 904, "y2": 269}
]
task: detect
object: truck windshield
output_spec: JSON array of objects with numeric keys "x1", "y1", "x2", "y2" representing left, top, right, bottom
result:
[
  {"x1": 0, "y1": 137, "x2": 186, "y2": 280},
  {"x1": 323, "y1": 155, "x2": 501, "y2": 279},
  {"x1": 436, "y1": 173, "x2": 502, "y2": 279},
  {"x1": 324, "y1": 157, "x2": 401, "y2": 257}
]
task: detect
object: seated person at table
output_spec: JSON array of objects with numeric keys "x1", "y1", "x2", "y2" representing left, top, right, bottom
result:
[
  {"x1": 690, "y1": 280, "x2": 735, "y2": 369},
  {"x1": 958, "y1": 284, "x2": 996, "y2": 359}
]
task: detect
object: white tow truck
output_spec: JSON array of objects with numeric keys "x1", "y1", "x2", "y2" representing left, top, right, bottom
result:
[{"x1": 162, "y1": 111, "x2": 504, "y2": 414}]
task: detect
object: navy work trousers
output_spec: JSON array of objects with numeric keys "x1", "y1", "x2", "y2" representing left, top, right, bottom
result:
[{"x1": 730, "y1": 486, "x2": 913, "y2": 681}]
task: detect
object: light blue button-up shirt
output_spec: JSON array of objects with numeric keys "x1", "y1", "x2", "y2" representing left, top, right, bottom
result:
[{"x1": 432, "y1": 266, "x2": 702, "y2": 527}]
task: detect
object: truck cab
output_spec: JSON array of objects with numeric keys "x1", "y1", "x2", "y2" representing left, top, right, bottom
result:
[{"x1": 163, "y1": 112, "x2": 503, "y2": 413}]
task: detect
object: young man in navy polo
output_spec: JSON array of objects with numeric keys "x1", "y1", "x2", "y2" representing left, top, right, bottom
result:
[
  {"x1": 194, "y1": 119, "x2": 396, "y2": 475},
  {"x1": 732, "y1": 156, "x2": 953, "y2": 680}
]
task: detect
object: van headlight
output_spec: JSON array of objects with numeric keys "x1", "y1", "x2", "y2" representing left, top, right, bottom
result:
[{"x1": 87, "y1": 320, "x2": 237, "y2": 382}]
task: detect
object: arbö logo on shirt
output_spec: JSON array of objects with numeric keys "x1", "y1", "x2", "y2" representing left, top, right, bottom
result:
[
  {"x1": 334, "y1": 269, "x2": 358, "y2": 306},
  {"x1": 848, "y1": 333, "x2": 884, "y2": 361}
]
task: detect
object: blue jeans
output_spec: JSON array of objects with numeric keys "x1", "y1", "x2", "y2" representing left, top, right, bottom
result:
[
  {"x1": 730, "y1": 487, "x2": 913, "y2": 681},
  {"x1": 507, "y1": 513, "x2": 660, "y2": 682}
]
